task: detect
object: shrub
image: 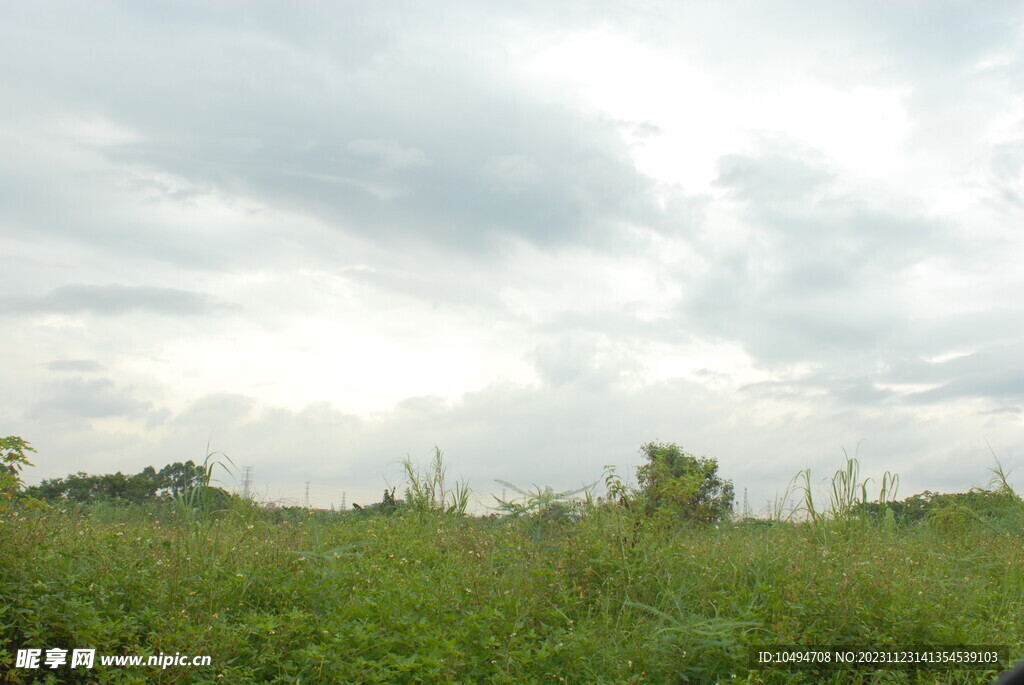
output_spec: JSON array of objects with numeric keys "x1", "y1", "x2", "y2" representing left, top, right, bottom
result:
[
  {"x1": 0, "y1": 436, "x2": 36, "y2": 507},
  {"x1": 635, "y1": 441, "x2": 734, "y2": 523}
]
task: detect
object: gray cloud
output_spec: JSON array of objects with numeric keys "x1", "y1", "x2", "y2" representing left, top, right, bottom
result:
[
  {"x1": 45, "y1": 359, "x2": 105, "y2": 373},
  {"x1": 3, "y1": 2, "x2": 1023, "y2": 513},
  {"x1": 25, "y1": 378, "x2": 153, "y2": 423},
  {"x1": 1, "y1": 284, "x2": 241, "y2": 317},
  {"x1": 0, "y1": 2, "x2": 673, "y2": 258},
  {"x1": 102, "y1": 102, "x2": 667, "y2": 254},
  {"x1": 893, "y1": 344, "x2": 1024, "y2": 407},
  {"x1": 989, "y1": 140, "x2": 1024, "y2": 211},
  {"x1": 738, "y1": 342, "x2": 1024, "y2": 414},
  {"x1": 681, "y1": 143, "x2": 965, "y2": 369},
  {"x1": 18, "y1": 377, "x2": 1024, "y2": 513},
  {"x1": 742, "y1": 373, "x2": 895, "y2": 407},
  {"x1": 171, "y1": 394, "x2": 258, "y2": 430},
  {"x1": 909, "y1": 370, "x2": 1024, "y2": 406},
  {"x1": 527, "y1": 332, "x2": 645, "y2": 390},
  {"x1": 715, "y1": 149, "x2": 835, "y2": 206}
]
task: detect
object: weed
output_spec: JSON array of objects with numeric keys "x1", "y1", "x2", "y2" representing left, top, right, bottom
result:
[
  {"x1": 0, "y1": 450, "x2": 1020, "y2": 683},
  {"x1": 790, "y1": 448, "x2": 899, "y2": 538},
  {"x1": 401, "y1": 446, "x2": 470, "y2": 516}
]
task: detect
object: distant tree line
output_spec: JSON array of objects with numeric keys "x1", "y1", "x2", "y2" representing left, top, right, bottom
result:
[
  {"x1": 6, "y1": 434, "x2": 1016, "y2": 529},
  {"x1": 856, "y1": 487, "x2": 1021, "y2": 526},
  {"x1": 23, "y1": 461, "x2": 209, "y2": 504}
]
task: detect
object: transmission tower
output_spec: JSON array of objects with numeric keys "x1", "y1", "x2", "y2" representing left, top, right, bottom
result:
[
  {"x1": 241, "y1": 466, "x2": 254, "y2": 499},
  {"x1": 340, "y1": 491, "x2": 347, "y2": 511},
  {"x1": 304, "y1": 482, "x2": 311, "y2": 508}
]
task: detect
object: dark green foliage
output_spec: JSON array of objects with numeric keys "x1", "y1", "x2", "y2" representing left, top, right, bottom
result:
[
  {"x1": 635, "y1": 441, "x2": 735, "y2": 523},
  {"x1": 1, "y1": 442, "x2": 1021, "y2": 683},
  {"x1": 492, "y1": 481, "x2": 590, "y2": 521},
  {"x1": 24, "y1": 461, "x2": 208, "y2": 505},
  {"x1": 0, "y1": 436, "x2": 36, "y2": 501},
  {"x1": 156, "y1": 460, "x2": 208, "y2": 497},
  {"x1": 868, "y1": 488, "x2": 1020, "y2": 525},
  {"x1": 351, "y1": 488, "x2": 404, "y2": 515},
  {"x1": 853, "y1": 465, "x2": 1023, "y2": 536},
  {"x1": 403, "y1": 447, "x2": 470, "y2": 515},
  {"x1": 1, "y1": 492, "x2": 1019, "y2": 684}
]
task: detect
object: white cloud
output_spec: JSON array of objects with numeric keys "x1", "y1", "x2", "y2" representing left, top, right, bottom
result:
[{"x1": 2, "y1": 1, "x2": 1023, "y2": 510}]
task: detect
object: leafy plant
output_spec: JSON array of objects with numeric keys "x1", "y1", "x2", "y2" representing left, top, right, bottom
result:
[
  {"x1": 171, "y1": 445, "x2": 234, "y2": 516},
  {"x1": 492, "y1": 480, "x2": 589, "y2": 521},
  {"x1": 635, "y1": 441, "x2": 734, "y2": 523},
  {"x1": 402, "y1": 446, "x2": 470, "y2": 515},
  {"x1": 602, "y1": 464, "x2": 630, "y2": 504},
  {"x1": 1, "y1": 447, "x2": 1020, "y2": 684},
  {"x1": 922, "y1": 459, "x2": 1023, "y2": 537},
  {"x1": 981, "y1": 451, "x2": 1024, "y2": 532},
  {"x1": 169, "y1": 444, "x2": 235, "y2": 564},
  {"x1": 790, "y1": 448, "x2": 898, "y2": 536},
  {"x1": 626, "y1": 597, "x2": 760, "y2": 682},
  {"x1": 0, "y1": 436, "x2": 37, "y2": 508}
]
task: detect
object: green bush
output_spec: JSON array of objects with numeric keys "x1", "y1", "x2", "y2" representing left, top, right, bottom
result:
[
  {"x1": 0, "y1": 436, "x2": 36, "y2": 505},
  {"x1": 635, "y1": 441, "x2": 735, "y2": 523}
]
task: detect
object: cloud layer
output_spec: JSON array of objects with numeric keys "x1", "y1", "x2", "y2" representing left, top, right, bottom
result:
[{"x1": 2, "y1": 1, "x2": 1022, "y2": 511}]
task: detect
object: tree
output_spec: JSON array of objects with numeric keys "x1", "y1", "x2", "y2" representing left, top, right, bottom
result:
[
  {"x1": 156, "y1": 461, "x2": 207, "y2": 497},
  {"x1": 24, "y1": 460, "x2": 209, "y2": 504},
  {"x1": 636, "y1": 441, "x2": 734, "y2": 523},
  {"x1": 0, "y1": 436, "x2": 36, "y2": 505},
  {"x1": 125, "y1": 466, "x2": 160, "y2": 503}
]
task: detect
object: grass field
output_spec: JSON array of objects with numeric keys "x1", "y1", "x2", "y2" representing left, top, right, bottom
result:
[{"x1": 1, "y1": 456, "x2": 1022, "y2": 684}]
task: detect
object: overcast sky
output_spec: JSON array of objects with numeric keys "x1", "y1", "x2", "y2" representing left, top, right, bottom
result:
[{"x1": 2, "y1": 1, "x2": 1022, "y2": 513}]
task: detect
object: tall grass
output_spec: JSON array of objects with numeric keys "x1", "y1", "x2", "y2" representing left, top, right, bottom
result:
[
  {"x1": 401, "y1": 446, "x2": 470, "y2": 515},
  {"x1": 1, "y1": 452, "x2": 1021, "y2": 683},
  {"x1": 168, "y1": 446, "x2": 236, "y2": 564},
  {"x1": 788, "y1": 448, "x2": 899, "y2": 537}
]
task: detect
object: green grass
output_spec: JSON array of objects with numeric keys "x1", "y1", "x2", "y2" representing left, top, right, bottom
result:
[{"x1": 1, "y1": 462, "x2": 1022, "y2": 684}]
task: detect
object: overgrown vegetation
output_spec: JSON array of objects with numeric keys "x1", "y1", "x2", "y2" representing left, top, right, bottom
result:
[
  {"x1": 1, "y1": 437, "x2": 1021, "y2": 683},
  {"x1": 0, "y1": 436, "x2": 36, "y2": 508},
  {"x1": 635, "y1": 441, "x2": 735, "y2": 523},
  {"x1": 402, "y1": 446, "x2": 471, "y2": 516},
  {"x1": 23, "y1": 460, "x2": 217, "y2": 505}
]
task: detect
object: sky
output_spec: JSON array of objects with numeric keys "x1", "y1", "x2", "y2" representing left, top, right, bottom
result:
[{"x1": 2, "y1": 1, "x2": 1023, "y2": 514}]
